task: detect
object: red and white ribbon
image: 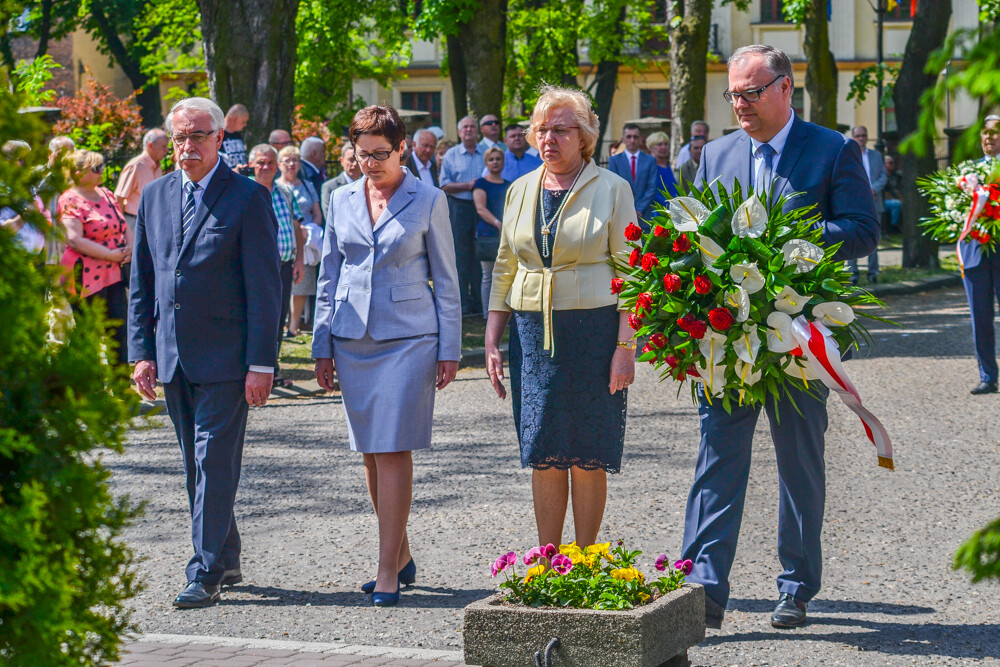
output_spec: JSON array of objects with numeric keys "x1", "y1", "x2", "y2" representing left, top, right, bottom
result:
[
  {"x1": 955, "y1": 174, "x2": 989, "y2": 278},
  {"x1": 790, "y1": 316, "x2": 894, "y2": 470}
]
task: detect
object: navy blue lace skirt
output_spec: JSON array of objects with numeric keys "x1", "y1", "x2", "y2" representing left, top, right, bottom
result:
[{"x1": 510, "y1": 305, "x2": 627, "y2": 473}]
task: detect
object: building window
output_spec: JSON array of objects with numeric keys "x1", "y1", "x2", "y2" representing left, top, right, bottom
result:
[
  {"x1": 885, "y1": 0, "x2": 913, "y2": 21},
  {"x1": 400, "y1": 91, "x2": 441, "y2": 127},
  {"x1": 640, "y1": 88, "x2": 671, "y2": 119},
  {"x1": 791, "y1": 87, "x2": 805, "y2": 119},
  {"x1": 760, "y1": 0, "x2": 789, "y2": 23},
  {"x1": 651, "y1": 0, "x2": 667, "y2": 24}
]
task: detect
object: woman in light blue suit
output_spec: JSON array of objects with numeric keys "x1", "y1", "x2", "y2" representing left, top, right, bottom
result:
[{"x1": 313, "y1": 105, "x2": 462, "y2": 606}]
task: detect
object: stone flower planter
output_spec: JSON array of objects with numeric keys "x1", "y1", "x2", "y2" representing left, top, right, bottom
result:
[{"x1": 462, "y1": 583, "x2": 705, "y2": 667}]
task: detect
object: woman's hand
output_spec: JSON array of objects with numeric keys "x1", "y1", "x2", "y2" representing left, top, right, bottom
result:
[
  {"x1": 107, "y1": 247, "x2": 128, "y2": 264},
  {"x1": 608, "y1": 346, "x2": 635, "y2": 394},
  {"x1": 315, "y1": 357, "x2": 337, "y2": 392},
  {"x1": 484, "y1": 310, "x2": 511, "y2": 399},
  {"x1": 436, "y1": 361, "x2": 458, "y2": 389}
]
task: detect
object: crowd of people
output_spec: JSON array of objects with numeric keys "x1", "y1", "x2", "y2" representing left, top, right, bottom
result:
[{"x1": 6, "y1": 42, "x2": 999, "y2": 634}]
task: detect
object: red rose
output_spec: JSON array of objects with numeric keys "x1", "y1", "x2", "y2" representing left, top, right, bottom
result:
[
  {"x1": 982, "y1": 232, "x2": 992, "y2": 244},
  {"x1": 662, "y1": 273, "x2": 682, "y2": 293},
  {"x1": 673, "y1": 234, "x2": 691, "y2": 253},
  {"x1": 676, "y1": 314, "x2": 695, "y2": 331},
  {"x1": 665, "y1": 354, "x2": 679, "y2": 368},
  {"x1": 629, "y1": 248, "x2": 641, "y2": 267},
  {"x1": 687, "y1": 320, "x2": 707, "y2": 339},
  {"x1": 653, "y1": 225, "x2": 668, "y2": 237},
  {"x1": 628, "y1": 313, "x2": 643, "y2": 330},
  {"x1": 708, "y1": 307, "x2": 734, "y2": 331},
  {"x1": 971, "y1": 229, "x2": 981, "y2": 241},
  {"x1": 624, "y1": 222, "x2": 643, "y2": 241},
  {"x1": 636, "y1": 292, "x2": 653, "y2": 312},
  {"x1": 642, "y1": 343, "x2": 655, "y2": 356},
  {"x1": 650, "y1": 332, "x2": 668, "y2": 349},
  {"x1": 641, "y1": 252, "x2": 659, "y2": 272},
  {"x1": 611, "y1": 277, "x2": 625, "y2": 294},
  {"x1": 694, "y1": 275, "x2": 712, "y2": 294}
]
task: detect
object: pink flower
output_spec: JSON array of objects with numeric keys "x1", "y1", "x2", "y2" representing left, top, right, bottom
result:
[
  {"x1": 491, "y1": 560, "x2": 500, "y2": 577},
  {"x1": 550, "y1": 553, "x2": 574, "y2": 575},
  {"x1": 503, "y1": 551, "x2": 518, "y2": 568},
  {"x1": 654, "y1": 553, "x2": 669, "y2": 571},
  {"x1": 541, "y1": 543, "x2": 557, "y2": 559},
  {"x1": 523, "y1": 547, "x2": 543, "y2": 565},
  {"x1": 674, "y1": 559, "x2": 694, "y2": 575}
]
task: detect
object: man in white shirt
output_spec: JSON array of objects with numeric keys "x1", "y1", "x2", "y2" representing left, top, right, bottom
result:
[
  {"x1": 321, "y1": 144, "x2": 362, "y2": 216},
  {"x1": 406, "y1": 128, "x2": 439, "y2": 186},
  {"x1": 477, "y1": 114, "x2": 505, "y2": 152},
  {"x1": 674, "y1": 120, "x2": 710, "y2": 170}
]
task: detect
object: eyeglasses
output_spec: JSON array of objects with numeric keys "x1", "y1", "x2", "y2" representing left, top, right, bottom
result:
[
  {"x1": 355, "y1": 146, "x2": 398, "y2": 162},
  {"x1": 481, "y1": 120, "x2": 500, "y2": 127},
  {"x1": 171, "y1": 131, "x2": 214, "y2": 145},
  {"x1": 90, "y1": 164, "x2": 105, "y2": 174},
  {"x1": 723, "y1": 75, "x2": 785, "y2": 105},
  {"x1": 534, "y1": 125, "x2": 579, "y2": 139}
]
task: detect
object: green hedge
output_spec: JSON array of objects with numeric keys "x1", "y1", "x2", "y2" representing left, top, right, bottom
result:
[{"x1": 1, "y1": 93, "x2": 142, "y2": 665}]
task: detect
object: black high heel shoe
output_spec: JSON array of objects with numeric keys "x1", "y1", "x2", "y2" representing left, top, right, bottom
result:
[{"x1": 361, "y1": 558, "x2": 416, "y2": 594}]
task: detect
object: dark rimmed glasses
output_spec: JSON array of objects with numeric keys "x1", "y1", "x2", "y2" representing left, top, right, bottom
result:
[
  {"x1": 723, "y1": 75, "x2": 785, "y2": 105},
  {"x1": 355, "y1": 145, "x2": 399, "y2": 162}
]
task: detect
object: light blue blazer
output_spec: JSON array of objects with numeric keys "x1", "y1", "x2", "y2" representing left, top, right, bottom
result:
[{"x1": 312, "y1": 170, "x2": 462, "y2": 361}]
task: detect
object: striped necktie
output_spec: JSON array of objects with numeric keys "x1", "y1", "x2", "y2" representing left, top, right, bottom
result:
[{"x1": 181, "y1": 181, "x2": 200, "y2": 243}]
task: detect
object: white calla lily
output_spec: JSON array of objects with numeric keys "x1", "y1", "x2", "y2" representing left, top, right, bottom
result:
[
  {"x1": 696, "y1": 234, "x2": 726, "y2": 274},
  {"x1": 783, "y1": 356, "x2": 819, "y2": 383},
  {"x1": 812, "y1": 301, "x2": 855, "y2": 327},
  {"x1": 669, "y1": 197, "x2": 711, "y2": 232},
  {"x1": 773, "y1": 285, "x2": 811, "y2": 314},
  {"x1": 765, "y1": 311, "x2": 799, "y2": 353},
  {"x1": 731, "y1": 195, "x2": 768, "y2": 238},
  {"x1": 698, "y1": 330, "x2": 729, "y2": 367},
  {"x1": 729, "y1": 262, "x2": 765, "y2": 294},
  {"x1": 781, "y1": 239, "x2": 824, "y2": 274},
  {"x1": 733, "y1": 324, "x2": 761, "y2": 365},
  {"x1": 725, "y1": 286, "x2": 751, "y2": 322},
  {"x1": 691, "y1": 362, "x2": 729, "y2": 396},
  {"x1": 734, "y1": 360, "x2": 762, "y2": 386}
]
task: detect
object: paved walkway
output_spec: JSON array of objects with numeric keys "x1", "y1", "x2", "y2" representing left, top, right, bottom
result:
[{"x1": 115, "y1": 286, "x2": 1000, "y2": 666}]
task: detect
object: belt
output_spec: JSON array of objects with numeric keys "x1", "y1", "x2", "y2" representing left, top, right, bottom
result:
[{"x1": 522, "y1": 264, "x2": 574, "y2": 355}]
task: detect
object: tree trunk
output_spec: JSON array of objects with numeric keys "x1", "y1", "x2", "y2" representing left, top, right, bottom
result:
[
  {"x1": 802, "y1": 0, "x2": 837, "y2": 129},
  {"x1": 446, "y1": 33, "x2": 468, "y2": 122},
  {"x1": 197, "y1": 0, "x2": 300, "y2": 145},
  {"x1": 893, "y1": 0, "x2": 951, "y2": 268},
  {"x1": 35, "y1": 0, "x2": 53, "y2": 58},
  {"x1": 452, "y1": 0, "x2": 508, "y2": 121},
  {"x1": 591, "y1": 58, "x2": 620, "y2": 162},
  {"x1": 88, "y1": 2, "x2": 163, "y2": 126},
  {"x1": 668, "y1": 0, "x2": 712, "y2": 161}
]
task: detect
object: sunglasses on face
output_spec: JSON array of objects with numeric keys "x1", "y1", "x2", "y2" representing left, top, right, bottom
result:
[
  {"x1": 90, "y1": 164, "x2": 105, "y2": 174},
  {"x1": 481, "y1": 120, "x2": 500, "y2": 127}
]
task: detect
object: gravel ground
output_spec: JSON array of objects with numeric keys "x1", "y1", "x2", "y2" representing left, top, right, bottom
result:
[{"x1": 111, "y1": 287, "x2": 1000, "y2": 665}]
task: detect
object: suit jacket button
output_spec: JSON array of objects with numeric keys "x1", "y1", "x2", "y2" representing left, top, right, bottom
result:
[
  {"x1": 364, "y1": 287, "x2": 371, "y2": 294},
  {"x1": 175, "y1": 270, "x2": 181, "y2": 277},
  {"x1": 174, "y1": 303, "x2": 181, "y2": 309}
]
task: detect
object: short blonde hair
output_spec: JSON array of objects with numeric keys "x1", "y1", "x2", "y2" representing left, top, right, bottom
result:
[
  {"x1": 483, "y1": 145, "x2": 506, "y2": 162},
  {"x1": 278, "y1": 145, "x2": 301, "y2": 161},
  {"x1": 646, "y1": 131, "x2": 669, "y2": 147},
  {"x1": 68, "y1": 149, "x2": 104, "y2": 185},
  {"x1": 527, "y1": 85, "x2": 600, "y2": 161}
]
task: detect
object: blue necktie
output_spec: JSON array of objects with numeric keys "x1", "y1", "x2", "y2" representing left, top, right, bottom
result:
[
  {"x1": 181, "y1": 181, "x2": 199, "y2": 243},
  {"x1": 755, "y1": 143, "x2": 775, "y2": 196}
]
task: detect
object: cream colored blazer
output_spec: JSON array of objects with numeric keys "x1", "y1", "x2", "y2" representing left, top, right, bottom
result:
[{"x1": 489, "y1": 159, "x2": 636, "y2": 349}]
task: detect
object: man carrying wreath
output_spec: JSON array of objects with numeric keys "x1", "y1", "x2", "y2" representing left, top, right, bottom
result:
[{"x1": 683, "y1": 44, "x2": 879, "y2": 629}]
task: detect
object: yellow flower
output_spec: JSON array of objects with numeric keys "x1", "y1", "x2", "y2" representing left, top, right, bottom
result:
[
  {"x1": 584, "y1": 542, "x2": 611, "y2": 560},
  {"x1": 583, "y1": 554, "x2": 601, "y2": 568},
  {"x1": 524, "y1": 565, "x2": 545, "y2": 583},
  {"x1": 638, "y1": 592, "x2": 650, "y2": 603},
  {"x1": 559, "y1": 542, "x2": 585, "y2": 564},
  {"x1": 610, "y1": 567, "x2": 643, "y2": 582}
]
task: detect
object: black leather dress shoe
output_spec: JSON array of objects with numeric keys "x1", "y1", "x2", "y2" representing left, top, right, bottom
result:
[
  {"x1": 221, "y1": 568, "x2": 243, "y2": 587},
  {"x1": 971, "y1": 381, "x2": 998, "y2": 395},
  {"x1": 173, "y1": 581, "x2": 220, "y2": 609},
  {"x1": 770, "y1": 593, "x2": 807, "y2": 628},
  {"x1": 704, "y1": 595, "x2": 725, "y2": 629}
]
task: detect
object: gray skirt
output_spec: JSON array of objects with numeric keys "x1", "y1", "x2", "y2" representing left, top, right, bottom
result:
[
  {"x1": 332, "y1": 332, "x2": 439, "y2": 453},
  {"x1": 292, "y1": 264, "x2": 318, "y2": 296}
]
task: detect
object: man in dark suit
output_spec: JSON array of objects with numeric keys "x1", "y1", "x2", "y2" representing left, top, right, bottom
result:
[
  {"x1": 608, "y1": 123, "x2": 659, "y2": 224},
  {"x1": 846, "y1": 126, "x2": 887, "y2": 285},
  {"x1": 128, "y1": 97, "x2": 281, "y2": 608},
  {"x1": 321, "y1": 144, "x2": 362, "y2": 218},
  {"x1": 962, "y1": 114, "x2": 1000, "y2": 395},
  {"x1": 406, "y1": 128, "x2": 439, "y2": 187},
  {"x1": 686, "y1": 45, "x2": 879, "y2": 630},
  {"x1": 299, "y1": 136, "x2": 328, "y2": 209}
]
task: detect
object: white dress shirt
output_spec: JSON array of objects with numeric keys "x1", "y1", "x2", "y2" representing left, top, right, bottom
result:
[
  {"x1": 749, "y1": 110, "x2": 796, "y2": 184},
  {"x1": 413, "y1": 156, "x2": 434, "y2": 183}
]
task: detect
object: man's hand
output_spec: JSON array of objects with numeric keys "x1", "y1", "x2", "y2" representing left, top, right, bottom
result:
[
  {"x1": 314, "y1": 358, "x2": 336, "y2": 392},
  {"x1": 245, "y1": 370, "x2": 273, "y2": 406},
  {"x1": 436, "y1": 360, "x2": 458, "y2": 390},
  {"x1": 133, "y1": 360, "x2": 158, "y2": 400}
]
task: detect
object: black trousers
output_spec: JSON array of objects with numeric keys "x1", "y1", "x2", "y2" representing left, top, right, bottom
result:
[
  {"x1": 84, "y1": 279, "x2": 128, "y2": 366},
  {"x1": 276, "y1": 260, "x2": 293, "y2": 373},
  {"x1": 163, "y1": 370, "x2": 248, "y2": 585},
  {"x1": 447, "y1": 196, "x2": 482, "y2": 316}
]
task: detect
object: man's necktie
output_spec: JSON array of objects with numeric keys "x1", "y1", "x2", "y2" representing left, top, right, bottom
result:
[
  {"x1": 755, "y1": 143, "x2": 775, "y2": 196},
  {"x1": 181, "y1": 181, "x2": 199, "y2": 243},
  {"x1": 630, "y1": 154, "x2": 637, "y2": 181}
]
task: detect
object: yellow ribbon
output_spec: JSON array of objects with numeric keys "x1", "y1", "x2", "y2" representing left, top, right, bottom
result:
[{"x1": 520, "y1": 264, "x2": 575, "y2": 356}]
